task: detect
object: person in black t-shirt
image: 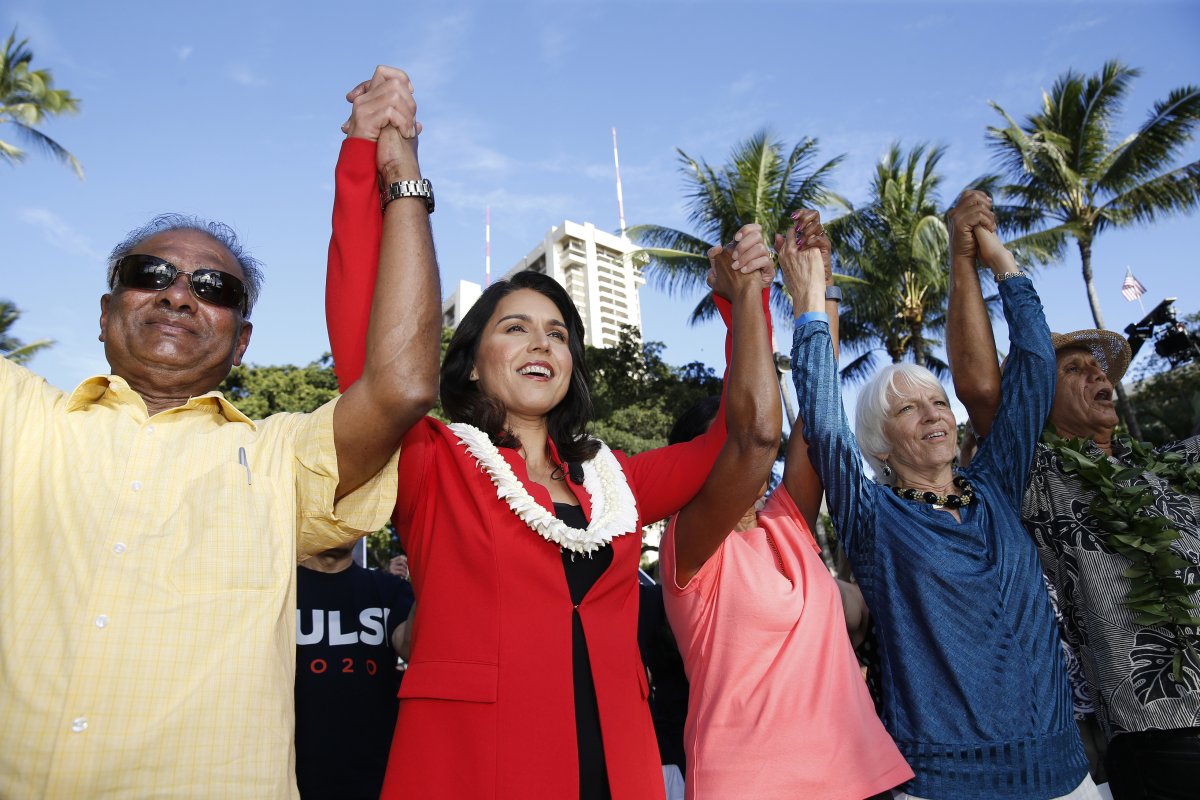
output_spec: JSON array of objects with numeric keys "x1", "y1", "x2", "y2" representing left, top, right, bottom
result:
[{"x1": 295, "y1": 545, "x2": 415, "y2": 799}]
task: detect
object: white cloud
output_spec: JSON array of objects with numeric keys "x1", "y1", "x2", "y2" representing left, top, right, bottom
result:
[
  {"x1": 176, "y1": 45, "x2": 194, "y2": 61},
  {"x1": 540, "y1": 24, "x2": 568, "y2": 64},
  {"x1": 1059, "y1": 16, "x2": 1107, "y2": 34},
  {"x1": 729, "y1": 72, "x2": 760, "y2": 96},
  {"x1": 397, "y1": 10, "x2": 474, "y2": 93},
  {"x1": 437, "y1": 178, "x2": 573, "y2": 217},
  {"x1": 424, "y1": 115, "x2": 515, "y2": 175},
  {"x1": 228, "y1": 64, "x2": 267, "y2": 87},
  {"x1": 904, "y1": 14, "x2": 946, "y2": 32},
  {"x1": 17, "y1": 208, "x2": 104, "y2": 261}
]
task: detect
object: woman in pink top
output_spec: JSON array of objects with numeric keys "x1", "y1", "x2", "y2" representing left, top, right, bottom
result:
[{"x1": 660, "y1": 212, "x2": 913, "y2": 800}]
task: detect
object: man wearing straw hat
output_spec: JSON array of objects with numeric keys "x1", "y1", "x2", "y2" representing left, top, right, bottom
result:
[{"x1": 947, "y1": 190, "x2": 1200, "y2": 800}]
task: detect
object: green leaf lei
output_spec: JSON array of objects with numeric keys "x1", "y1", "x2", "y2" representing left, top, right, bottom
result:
[{"x1": 1041, "y1": 428, "x2": 1200, "y2": 681}]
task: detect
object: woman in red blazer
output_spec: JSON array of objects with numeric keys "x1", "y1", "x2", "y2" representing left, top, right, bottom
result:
[{"x1": 325, "y1": 84, "x2": 773, "y2": 800}]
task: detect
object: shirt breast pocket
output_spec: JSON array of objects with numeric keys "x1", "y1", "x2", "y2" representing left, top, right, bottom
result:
[{"x1": 166, "y1": 462, "x2": 287, "y2": 593}]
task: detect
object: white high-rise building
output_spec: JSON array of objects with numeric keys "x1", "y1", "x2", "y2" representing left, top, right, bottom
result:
[
  {"x1": 441, "y1": 279, "x2": 483, "y2": 330},
  {"x1": 441, "y1": 220, "x2": 645, "y2": 349}
]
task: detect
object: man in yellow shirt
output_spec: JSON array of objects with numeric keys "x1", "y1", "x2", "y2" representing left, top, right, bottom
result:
[{"x1": 0, "y1": 68, "x2": 436, "y2": 799}]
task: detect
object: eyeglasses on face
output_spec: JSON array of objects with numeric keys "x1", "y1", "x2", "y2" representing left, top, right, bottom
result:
[{"x1": 114, "y1": 254, "x2": 248, "y2": 312}]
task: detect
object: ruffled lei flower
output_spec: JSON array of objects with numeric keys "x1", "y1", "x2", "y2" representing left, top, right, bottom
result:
[{"x1": 449, "y1": 423, "x2": 639, "y2": 556}]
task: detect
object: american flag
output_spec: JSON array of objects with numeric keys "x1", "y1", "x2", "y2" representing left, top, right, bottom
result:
[{"x1": 1121, "y1": 269, "x2": 1147, "y2": 302}]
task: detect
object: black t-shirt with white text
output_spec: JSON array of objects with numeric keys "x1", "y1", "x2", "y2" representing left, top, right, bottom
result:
[{"x1": 295, "y1": 563, "x2": 414, "y2": 800}]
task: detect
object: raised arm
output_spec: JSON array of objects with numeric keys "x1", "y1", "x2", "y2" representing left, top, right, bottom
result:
[
  {"x1": 670, "y1": 242, "x2": 780, "y2": 585},
  {"x1": 784, "y1": 236, "x2": 874, "y2": 561},
  {"x1": 777, "y1": 210, "x2": 839, "y2": 532},
  {"x1": 946, "y1": 189, "x2": 1003, "y2": 437},
  {"x1": 330, "y1": 67, "x2": 440, "y2": 499},
  {"x1": 626, "y1": 224, "x2": 774, "y2": 524},
  {"x1": 959, "y1": 229, "x2": 1055, "y2": 504}
]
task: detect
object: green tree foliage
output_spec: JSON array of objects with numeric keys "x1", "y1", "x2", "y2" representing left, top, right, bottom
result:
[
  {"x1": 830, "y1": 143, "x2": 971, "y2": 383},
  {"x1": 987, "y1": 60, "x2": 1200, "y2": 436},
  {"x1": 1128, "y1": 311, "x2": 1200, "y2": 445},
  {"x1": 587, "y1": 325, "x2": 723, "y2": 454},
  {"x1": 628, "y1": 130, "x2": 843, "y2": 323},
  {"x1": 218, "y1": 355, "x2": 341, "y2": 418},
  {"x1": 0, "y1": 298, "x2": 53, "y2": 364},
  {"x1": 1, "y1": 29, "x2": 82, "y2": 177}
]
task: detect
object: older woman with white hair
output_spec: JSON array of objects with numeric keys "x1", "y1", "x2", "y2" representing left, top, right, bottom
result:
[{"x1": 784, "y1": 198, "x2": 1097, "y2": 800}]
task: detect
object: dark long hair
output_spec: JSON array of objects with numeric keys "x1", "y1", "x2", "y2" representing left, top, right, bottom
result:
[
  {"x1": 668, "y1": 396, "x2": 722, "y2": 445},
  {"x1": 441, "y1": 270, "x2": 601, "y2": 464}
]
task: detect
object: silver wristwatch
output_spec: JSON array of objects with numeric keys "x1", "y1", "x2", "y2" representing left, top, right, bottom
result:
[{"x1": 381, "y1": 179, "x2": 435, "y2": 213}]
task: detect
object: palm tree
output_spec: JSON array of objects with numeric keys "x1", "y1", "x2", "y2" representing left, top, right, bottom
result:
[
  {"x1": 627, "y1": 130, "x2": 843, "y2": 323},
  {"x1": 1, "y1": 29, "x2": 82, "y2": 177},
  {"x1": 831, "y1": 143, "x2": 976, "y2": 383},
  {"x1": 987, "y1": 61, "x2": 1200, "y2": 436},
  {"x1": 0, "y1": 299, "x2": 53, "y2": 365}
]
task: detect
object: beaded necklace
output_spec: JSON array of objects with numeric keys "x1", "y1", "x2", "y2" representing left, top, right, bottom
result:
[{"x1": 890, "y1": 475, "x2": 975, "y2": 509}]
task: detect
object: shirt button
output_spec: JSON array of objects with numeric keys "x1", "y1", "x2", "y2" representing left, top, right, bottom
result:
[
  {"x1": 95, "y1": 615, "x2": 109, "y2": 628},
  {"x1": 145, "y1": 425, "x2": 155, "y2": 435},
  {"x1": 71, "y1": 717, "x2": 88, "y2": 733},
  {"x1": 131, "y1": 481, "x2": 142, "y2": 492},
  {"x1": 113, "y1": 542, "x2": 127, "y2": 554}
]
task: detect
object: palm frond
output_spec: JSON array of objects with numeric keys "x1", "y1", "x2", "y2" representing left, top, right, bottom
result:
[
  {"x1": 1097, "y1": 160, "x2": 1200, "y2": 230},
  {"x1": 1001, "y1": 224, "x2": 1071, "y2": 266},
  {"x1": 2, "y1": 120, "x2": 82, "y2": 177},
  {"x1": 2, "y1": 337, "x2": 54, "y2": 365},
  {"x1": 839, "y1": 350, "x2": 882, "y2": 386},
  {"x1": 1099, "y1": 85, "x2": 1200, "y2": 191},
  {"x1": 923, "y1": 351, "x2": 950, "y2": 379},
  {"x1": 0, "y1": 28, "x2": 82, "y2": 178},
  {"x1": 631, "y1": 131, "x2": 842, "y2": 328}
]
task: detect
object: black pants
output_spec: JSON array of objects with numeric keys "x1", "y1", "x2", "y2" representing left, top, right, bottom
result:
[{"x1": 1105, "y1": 727, "x2": 1200, "y2": 800}]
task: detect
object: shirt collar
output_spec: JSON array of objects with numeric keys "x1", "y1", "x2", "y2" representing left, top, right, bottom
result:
[{"x1": 66, "y1": 374, "x2": 256, "y2": 427}]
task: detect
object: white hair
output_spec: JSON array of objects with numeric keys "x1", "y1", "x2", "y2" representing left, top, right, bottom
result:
[{"x1": 854, "y1": 362, "x2": 950, "y2": 485}]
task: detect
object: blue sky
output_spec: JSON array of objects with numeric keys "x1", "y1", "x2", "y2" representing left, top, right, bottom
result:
[{"x1": 3, "y1": 0, "x2": 1198, "y2": 411}]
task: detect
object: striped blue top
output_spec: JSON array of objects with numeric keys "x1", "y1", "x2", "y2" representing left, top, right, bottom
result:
[{"x1": 791, "y1": 276, "x2": 1087, "y2": 799}]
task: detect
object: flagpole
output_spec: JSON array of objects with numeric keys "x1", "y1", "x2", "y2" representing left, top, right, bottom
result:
[{"x1": 612, "y1": 127, "x2": 627, "y2": 240}]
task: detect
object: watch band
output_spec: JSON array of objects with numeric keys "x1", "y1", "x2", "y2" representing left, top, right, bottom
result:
[
  {"x1": 381, "y1": 179, "x2": 435, "y2": 214},
  {"x1": 824, "y1": 285, "x2": 843, "y2": 302}
]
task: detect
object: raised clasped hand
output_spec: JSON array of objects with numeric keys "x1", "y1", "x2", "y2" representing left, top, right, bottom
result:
[
  {"x1": 974, "y1": 226, "x2": 1017, "y2": 274},
  {"x1": 707, "y1": 222, "x2": 773, "y2": 300},
  {"x1": 947, "y1": 189, "x2": 997, "y2": 262},
  {"x1": 341, "y1": 66, "x2": 424, "y2": 179},
  {"x1": 342, "y1": 65, "x2": 421, "y2": 141},
  {"x1": 777, "y1": 209, "x2": 830, "y2": 313},
  {"x1": 725, "y1": 223, "x2": 776, "y2": 288}
]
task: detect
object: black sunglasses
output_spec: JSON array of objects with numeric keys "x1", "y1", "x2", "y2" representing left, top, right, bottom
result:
[{"x1": 115, "y1": 254, "x2": 248, "y2": 312}]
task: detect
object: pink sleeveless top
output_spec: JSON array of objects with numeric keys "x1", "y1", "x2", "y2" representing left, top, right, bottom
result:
[{"x1": 661, "y1": 487, "x2": 913, "y2": 800}]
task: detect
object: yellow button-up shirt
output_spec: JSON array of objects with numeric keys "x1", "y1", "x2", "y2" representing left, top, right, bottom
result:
[{"x1": 0, "y1": 357, "x2": 398, "y2": 799}]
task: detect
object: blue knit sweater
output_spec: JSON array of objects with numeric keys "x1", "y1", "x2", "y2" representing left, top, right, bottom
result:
[{"x1": 791, "y1": 277, "x2": 1087, "y2": 799}]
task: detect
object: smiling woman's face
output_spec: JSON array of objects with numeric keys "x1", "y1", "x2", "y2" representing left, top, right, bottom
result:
[
  {"x1": 1049, "y1": 346, "x2": 1119, "y2": 439},
  {"x1": 471, "y1": 288, "x2": 573, "y2": 425},
  {"x1": 878, "y1": 377, "x2": 957, "y2": 477}
]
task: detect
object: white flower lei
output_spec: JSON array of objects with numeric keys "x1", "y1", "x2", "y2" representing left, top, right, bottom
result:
[{"x1": 448, "y1": 422, "x2": 639, "y2": 556}]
